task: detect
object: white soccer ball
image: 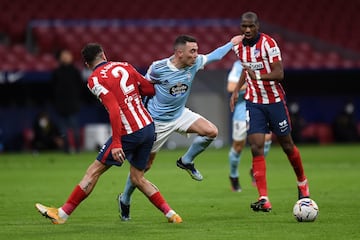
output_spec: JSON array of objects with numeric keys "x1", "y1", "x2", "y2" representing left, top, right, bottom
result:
[{"x1": 293, "y1": 198, "x2": 319, "y2": 222}]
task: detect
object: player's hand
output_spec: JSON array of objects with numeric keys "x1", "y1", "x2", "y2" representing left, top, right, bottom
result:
[
  {"x1": 230, "y1": 35, "x2": 245, "y2": 46},
  {"x1": 230, "y1": 91, "x2": 238, "y2": 112},
  {"x1": 111, "y1": 148, "x2": 126, "y2": 164},
  {"x1": 242, "y1": 64, "x2": 256, "y2": 79}
]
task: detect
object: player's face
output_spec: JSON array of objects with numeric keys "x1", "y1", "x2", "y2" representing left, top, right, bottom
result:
[
  {"x1": 179, "y1": 42, "x2": 198, "y2": 67},
  {"x1": 240, "y1": 18, "x2": 259, "y2": 40}
]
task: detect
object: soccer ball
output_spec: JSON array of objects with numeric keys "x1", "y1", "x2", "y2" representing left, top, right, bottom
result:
[{"x1": 293, "y1": 198, "x2": 319, "y2": 222}]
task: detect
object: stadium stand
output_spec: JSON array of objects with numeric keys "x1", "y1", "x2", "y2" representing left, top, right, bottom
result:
[
  {"x1": 0, "y1": 0, "x2": 359, "y2": 70},
  {"x1": 0, "y1": 0, "x2": 359, "y2": 150}
]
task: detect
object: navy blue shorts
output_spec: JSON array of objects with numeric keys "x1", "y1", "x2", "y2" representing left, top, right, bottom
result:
[
  {"x1": 246, "y1": 100, "x2": 292, "y2": 136},
  {"x1": 96, "y1": 123, "x2": 155, "y2": 170}
]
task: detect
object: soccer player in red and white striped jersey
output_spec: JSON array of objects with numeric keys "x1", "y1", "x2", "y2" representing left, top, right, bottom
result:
[
  {"x1": 230, "y1": 12, "x2": 310, "y2": 212},
  {"x1": 233, "y1": 27, "x2": 285, "y2": 104},
  {"x1": 35, "y1": 43, "x2": 182, "y2": 224}
]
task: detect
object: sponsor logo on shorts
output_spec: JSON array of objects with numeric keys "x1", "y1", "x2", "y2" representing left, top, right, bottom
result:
[{"x1": 279, "y1": 119, "x2": 289, "y2": 132}]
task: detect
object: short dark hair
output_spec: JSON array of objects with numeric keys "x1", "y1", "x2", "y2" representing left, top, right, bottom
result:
[
  {"x1": 173, "y1": 35, "x2": 197, "y2": 50},
  {"x1": 241, "y1": 11, "x2": 259, "y2": 24},
  {"x1": 81, "y1": 43, "x2": 103, "y2": 64}
]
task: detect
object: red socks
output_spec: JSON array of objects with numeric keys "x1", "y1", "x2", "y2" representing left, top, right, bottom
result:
[
  {"x1": 287, "y1": 146, "x2": 306, "y2": 182},
  {"x1": 60, "y1": 186, "x2": 172, "y2": 217},
  {"x1": 61, "y1": 185, "x2": 88, "y2": 215},
  {"x1": 252, "y1": 155, "x2": 267, "y2": 197},
  {"x1": 149, "y1": 191, "x2": 171, "y2": 215},
  {"x1": 252, "y1": 146, "x2": 306, "y2": 199}
]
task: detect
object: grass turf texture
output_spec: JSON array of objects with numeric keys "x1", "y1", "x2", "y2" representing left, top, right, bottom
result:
[{"x1": 0, "y1": 144, "x2": 359, "y2": 240}]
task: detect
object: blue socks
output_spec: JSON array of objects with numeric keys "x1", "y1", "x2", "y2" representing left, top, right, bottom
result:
[
  {"x1": 181, "y1": 136, "x2": 214, "y2": 164},
  {"x1": 121, "y1": 173, "x2": 136, "y2": 205},
  {"x1": 229, "y1": 147, "x2": 241, "y2": 178},
  {"x1": 264, "y1": 140, "x2": 272, "y2": 156}
]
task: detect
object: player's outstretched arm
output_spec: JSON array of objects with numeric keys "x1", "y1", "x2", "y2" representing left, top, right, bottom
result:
[{"x1": 206, "y1": 35, "x2": 244, "y2": 64}]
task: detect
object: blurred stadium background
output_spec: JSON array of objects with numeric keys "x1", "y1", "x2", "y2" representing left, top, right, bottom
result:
[{"x1": 0, "y1": 0, "x2": 359, "y2": 152}]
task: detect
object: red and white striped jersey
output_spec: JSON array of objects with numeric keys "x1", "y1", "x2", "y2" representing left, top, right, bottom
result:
[
  {"x1": 87, "y1": 61, "x2": 154, "y2": 148},
  {"x1": 233, "y1": 33, "x2": 285, "y2": 104}
]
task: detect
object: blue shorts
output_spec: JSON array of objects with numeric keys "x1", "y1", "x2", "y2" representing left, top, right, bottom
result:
[
  {"x1": 246, "y1": 100, "x2": 291, "y2": 136},
  {"x1": 96, "y1": 123, "x2": 155, "y2": 170}
]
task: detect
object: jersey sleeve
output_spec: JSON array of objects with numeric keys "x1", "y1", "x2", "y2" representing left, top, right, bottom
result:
[
  {"x1": 227, "y1": 61, "x2": 243, "y2": 83},
  {"x1": 98, "y1": 91, "x2": 123, "y2": 148},
  {"x1": 87, "y1": 76, "x2": 108, "y2": 98},
  {"x1": 265, "y1": 38, "x2": 282, "y2": 63},
  {"x1": 138, "y1": 77, "x2": 155, "y2": 96},
  {"x1": 88, "y1": 77, "x2": 123, "y2": 148},
  {"x1": 145, "y1": 63, "x2": 155, "y2": 79},
  {"x1": 129, "y1": 64, "x2": 155, "y2": 97},
  {"x1": 194, "y1": 55, "x2": 207, "y2": 71},
  {"x1": 205, "y1": 42, "x2": 233, "y2": 64}
]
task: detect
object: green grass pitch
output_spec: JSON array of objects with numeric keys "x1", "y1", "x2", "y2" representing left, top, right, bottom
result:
[{"x1": 0, "y1": 144, "x2": 359, "y2": 240}]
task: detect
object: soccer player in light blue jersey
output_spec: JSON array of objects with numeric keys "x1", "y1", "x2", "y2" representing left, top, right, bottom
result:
[
  {"x1": 118, "y1": 34, "x2": 244, "y2": 221},
  {"x1": 227, "y1": 60, "x2": 272, "y2": 192}
]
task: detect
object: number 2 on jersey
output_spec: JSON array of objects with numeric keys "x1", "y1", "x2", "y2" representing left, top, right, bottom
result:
[{"x1": 111, "y1": 66, "x2": 134, "y2": 95}]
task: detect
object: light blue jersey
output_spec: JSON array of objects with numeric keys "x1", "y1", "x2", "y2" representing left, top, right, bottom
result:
[
  {"x1": 228, "y1": 60, "x2": 246, "y2": 121},
  {"x1": 145, "y1": 42, "x2": 234, "y2": 122}
]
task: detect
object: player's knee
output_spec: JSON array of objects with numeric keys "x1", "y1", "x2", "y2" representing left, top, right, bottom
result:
[
  {"x1": 207, "y1": 125, "x2": 218, "y2": 138},
  {"x1": 250, "y1": 144, "x2": 264, "y2": 156},
  {"x1": 233, "y1": 141, "x2": 245, "y2": 153}
]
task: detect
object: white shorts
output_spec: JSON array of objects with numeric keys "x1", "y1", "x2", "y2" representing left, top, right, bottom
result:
[
  {"x1": 151, "y1": 108, "x2": 202, "y2": 152},
  {"x1": 232, "y1": 120, "x2": 247, "y2": 141}
]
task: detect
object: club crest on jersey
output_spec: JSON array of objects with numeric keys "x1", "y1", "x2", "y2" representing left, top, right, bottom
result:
[
  {"x1": 170, "y1": 83, "x2": 188, "y2": 96},
  {"x1": 254, "y1": 49, "x2": 260, "y2": 58}
]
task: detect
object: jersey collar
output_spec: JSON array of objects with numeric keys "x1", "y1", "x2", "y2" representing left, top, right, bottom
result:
[{"x1": 93, "y1": 61, "x2": 108, "y2": 70}]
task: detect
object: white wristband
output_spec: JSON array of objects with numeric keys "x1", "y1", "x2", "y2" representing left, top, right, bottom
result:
[{"x1": 255, "y1": 72, "x2": 261, "y2": 80}]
